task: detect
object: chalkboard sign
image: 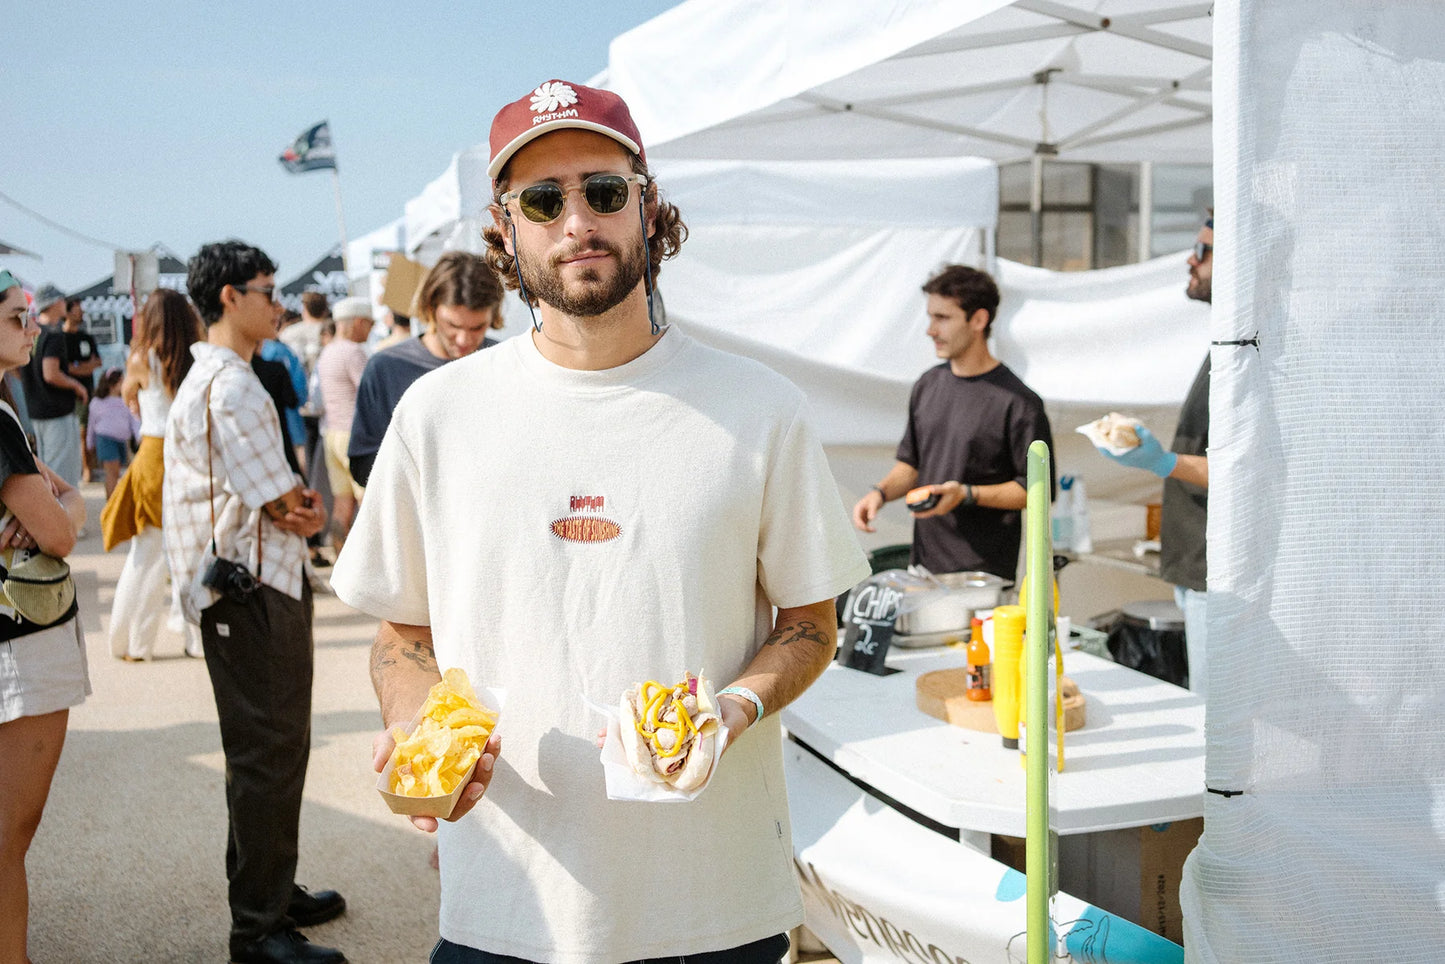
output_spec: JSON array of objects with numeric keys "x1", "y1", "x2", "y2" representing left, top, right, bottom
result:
[{"x1": 838, "y1": 576, "x2": 903, "y2": 676}]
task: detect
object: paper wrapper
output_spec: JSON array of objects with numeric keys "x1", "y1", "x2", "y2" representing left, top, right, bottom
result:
[
  {"x1": 376, "y1": 684, "x2": 505, "y2": 818},
  {"x1": 1076, "y1": 414, "x2": 1143, "y2": 456},
  {"x1": 591, "y1": 698, "x2": 730, "y2": 803}
]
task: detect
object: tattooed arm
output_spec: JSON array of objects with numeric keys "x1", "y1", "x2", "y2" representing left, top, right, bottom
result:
[
  {"x1": 370, "y1": 620, "x2": 442, "y2": 729},
  {"x1": 261, "y1": 486, "x2": 326, "y2": 538},
  {"x1": 716, "y1": 599, "x2": 839, "y2": 752},
  {"x1": 369, "y1": 620, "x2": 500, "y2": 830}
]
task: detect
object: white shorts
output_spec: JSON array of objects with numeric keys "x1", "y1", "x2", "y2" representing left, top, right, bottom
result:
[{"x1": 0, "y1": 618, "x2": 90, "y2": 723}]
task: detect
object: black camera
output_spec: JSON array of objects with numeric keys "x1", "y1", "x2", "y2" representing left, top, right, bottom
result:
[{"x1": 203, "y1": 556, "x2": 260, "y2": 603}]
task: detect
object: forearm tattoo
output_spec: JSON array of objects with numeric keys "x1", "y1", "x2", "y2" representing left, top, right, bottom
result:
[
  {"x1": 763, "y1": 620, "x2": 830, "y2": 649},
  {"x1": 372, "y1": 638, "x2": 438, "y2": 676}
]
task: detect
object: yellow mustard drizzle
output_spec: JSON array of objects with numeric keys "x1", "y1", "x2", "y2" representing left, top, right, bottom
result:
[{"x1": 633, "y1": 679, "x2": 698, "y2": 758}]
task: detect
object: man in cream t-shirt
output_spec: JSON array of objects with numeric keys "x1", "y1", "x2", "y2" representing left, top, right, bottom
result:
[{"x1": 331, "y1": 79, "x2": 868, "y2": 964}]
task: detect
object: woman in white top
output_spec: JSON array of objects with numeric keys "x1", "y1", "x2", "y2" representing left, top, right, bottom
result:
[
  {"x1": 100, "y1": 288, "x2": 203, "y2": 660},
  {"x1": 0, "y1": 269, "x2": 88, "y2": 964}
]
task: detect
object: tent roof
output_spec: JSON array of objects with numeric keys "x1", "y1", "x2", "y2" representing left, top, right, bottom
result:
[
  {"x1": 0, "y1": 239, "x2": 40, "y2": 260},
  {"x1": 656, "y1": 156, "x2": 998, "y2": 229},
  {"x1": 405, "y1": 146, "x2": 490, "y2": 252},
  {"x1": 280, "y1": 246, "x2": 345, "y2": 295},
  {"x1": 604, "y1": 0, "x2": 1212, "y2": 164},
  {"x1": 70, "y1": 250, "x2": 188, "y2": 300}
]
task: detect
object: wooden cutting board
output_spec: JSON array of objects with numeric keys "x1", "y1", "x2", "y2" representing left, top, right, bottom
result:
[{"x1": 915, "y1": 669, "x2": 1086, "y2": 732}]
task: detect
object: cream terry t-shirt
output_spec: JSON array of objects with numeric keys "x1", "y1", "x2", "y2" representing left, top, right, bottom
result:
[{"x1": 332, "y1": 327, "x2": 868, "y2": 963}]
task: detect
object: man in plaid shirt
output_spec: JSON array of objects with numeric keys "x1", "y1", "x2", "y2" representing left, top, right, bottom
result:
[{"x1": 163, "y1": 241, "x2": 347, "y2": 964}]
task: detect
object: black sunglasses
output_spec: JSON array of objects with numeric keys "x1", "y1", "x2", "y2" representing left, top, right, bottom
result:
[
  {"x1": 233, "y1": 283, "x2": 278, "y2": 302},
  {"x1": 500, "y1": 173, "x2": 647, "y2": 224},
  {"x1": 1192, "y1": 241, "x2": 1212, "y2": 261}
]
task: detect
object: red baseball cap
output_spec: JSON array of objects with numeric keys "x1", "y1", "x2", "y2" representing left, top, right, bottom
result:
[{"x1": 487, "y1": 79, "x2": 646, "y2": 180}]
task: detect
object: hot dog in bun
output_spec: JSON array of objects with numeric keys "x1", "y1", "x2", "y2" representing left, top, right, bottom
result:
[{"x1": 619, "y1": 672, "x2": 720, "y2": 791}]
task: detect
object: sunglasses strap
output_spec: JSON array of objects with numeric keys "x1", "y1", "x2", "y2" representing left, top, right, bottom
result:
[
  {"x1": 637, "y1": 192, "x2": 658, "y2": 336},
  {"x1": 505, "y1": 216, "x2": 543, "y2": 333}
]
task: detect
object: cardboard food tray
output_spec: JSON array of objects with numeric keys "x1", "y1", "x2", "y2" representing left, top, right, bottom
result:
[{"x1": 376, "y1": 683, "x2": 504, "y2": 818}]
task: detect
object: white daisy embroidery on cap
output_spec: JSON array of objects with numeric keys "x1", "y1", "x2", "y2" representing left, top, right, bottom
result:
[{"x1": 530, "y1": 82, "x2": 578, "y2": 114}]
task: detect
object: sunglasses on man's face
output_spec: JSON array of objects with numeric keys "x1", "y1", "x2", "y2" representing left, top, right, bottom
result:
[
  {"x1": 501, "y1": 173, "x2": 647, "y2": 224},
  {"x1": 233, "y1": 283, "x2": 278, "y2": 303},
  {"x1": 1193, "y1": 241, "x2": 1212, "y2": 261}
]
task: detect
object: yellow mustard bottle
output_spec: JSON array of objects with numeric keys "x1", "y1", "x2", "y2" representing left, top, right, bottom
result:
[{"x1": 990, "y1": 605, "x2": 1026, "y2": 749}]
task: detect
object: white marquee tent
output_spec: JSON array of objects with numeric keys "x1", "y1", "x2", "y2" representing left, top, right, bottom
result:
[
  {"x1": 604, "y1": 0, "x2": 1212, "y2": 165},
  {"x1": 650, "y1": 155, "x2": 1208, "y2": 544},
  {"x1": 594, "y1": 0, "x2": 1218, "y2": 540}
]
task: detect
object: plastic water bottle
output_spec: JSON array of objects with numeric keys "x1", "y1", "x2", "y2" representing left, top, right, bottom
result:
[
  {"x1": 1051, "y1": 476, "x2": 1074, "y2": 550},
  {"x1": 1071, "y1": 477, "x2": 1092, "y2": 553}
]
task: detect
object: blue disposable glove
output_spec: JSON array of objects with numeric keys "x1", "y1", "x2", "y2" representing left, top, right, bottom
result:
[{"x1": 1099, "y1": 425, "x2": 1177, "y2": 478}]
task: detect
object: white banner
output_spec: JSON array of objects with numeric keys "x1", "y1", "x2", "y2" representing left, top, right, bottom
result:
[{"x1": 786, "y1": 742, "x2": 1183, "y2": 964}]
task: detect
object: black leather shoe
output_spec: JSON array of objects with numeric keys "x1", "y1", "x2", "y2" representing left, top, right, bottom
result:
[
  {"x1": 231, "y1": 928, "x2": 347, "y2": 964},
  {"x1": 287, "y1": 885, "x2": 347, "y2": 927}
]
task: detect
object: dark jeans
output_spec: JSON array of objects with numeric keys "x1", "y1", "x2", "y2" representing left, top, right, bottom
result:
[
  {"x1": 302, "y1": 415, "x2": 329, "y2": 548},
  {"x1": 430, "y1": 933, "x2": 789, "y2": 964},
  {"x1": 201, "y1": 583, "x2": 314, "y2": 952}
]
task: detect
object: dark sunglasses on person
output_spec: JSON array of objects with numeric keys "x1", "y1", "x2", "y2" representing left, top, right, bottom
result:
[
  {"x1": 501, "y1": 173, "x2": 648, "y2": 224},
  {"x1": 233, "y1": 283, "x2": 278, "y2": 302},
  {"x1": 1192, "y1": 241, "x2": 1212, "y2": 261}
]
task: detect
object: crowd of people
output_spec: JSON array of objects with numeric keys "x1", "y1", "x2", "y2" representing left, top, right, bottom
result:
[
  {"x1": 0, "y1": 77, "x2": 1217, "y2": 964},
  {"x1": 0, "y1": 240, "x2": 515, "y2": 962}
]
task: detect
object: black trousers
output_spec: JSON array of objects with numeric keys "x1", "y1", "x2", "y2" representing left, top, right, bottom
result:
[
  {"x1": 301, "y1": 415, "x2": 329, "y2": 548},
  {"x1": 430, "y1": 933, "x2": 789, "y2": 964},
  {"x1": 201, "y1": 583, "x2": 314, "y2": 952}
]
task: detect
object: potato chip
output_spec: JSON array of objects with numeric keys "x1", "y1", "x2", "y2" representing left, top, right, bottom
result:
[{"x1": 387, "y1": 669, "x2": 498, "y2": 797}]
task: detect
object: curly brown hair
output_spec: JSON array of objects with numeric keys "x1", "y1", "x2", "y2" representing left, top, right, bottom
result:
[{"x1": 481, "y1": 153, "x2": 686, "y2": 306}]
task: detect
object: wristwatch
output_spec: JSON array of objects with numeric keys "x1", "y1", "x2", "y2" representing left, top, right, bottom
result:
[{"x1": 961, "y1": 483, "x2": 977, "y2": 507}]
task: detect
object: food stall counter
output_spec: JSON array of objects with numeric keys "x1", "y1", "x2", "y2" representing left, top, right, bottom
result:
[{"x1": 782, "y1": 647, "x2": 1205, "y2": 838}]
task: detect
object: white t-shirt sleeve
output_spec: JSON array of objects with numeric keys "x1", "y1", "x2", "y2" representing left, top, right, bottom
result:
[
  {"x1": 330, "y1": 421, "x2": 431, "y2": 625},
  {"x1": 757, "y1": 402, "x2": 870, "y2": 609}
]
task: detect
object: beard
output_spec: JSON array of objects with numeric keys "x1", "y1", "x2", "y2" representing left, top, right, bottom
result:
[
  {"x1": 1186, "y1": 271, "x2": 1212, "y2": 303},
  {"x1": 518, "y1": 236, "x2": 647, "y2": 318}
]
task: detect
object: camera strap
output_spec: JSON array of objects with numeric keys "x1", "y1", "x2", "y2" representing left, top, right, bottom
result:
[{"x1": 205, "y1": 373, "x2": 263, "y2": 583}]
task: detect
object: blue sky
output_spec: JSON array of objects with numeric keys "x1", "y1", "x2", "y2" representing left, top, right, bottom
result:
[{"x1": 3, "y1": 1, "x2": 680, "y2": 292}]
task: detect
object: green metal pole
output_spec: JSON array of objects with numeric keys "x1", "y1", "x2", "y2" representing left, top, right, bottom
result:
[{"x1": 1025, "y1": 440, "x2": 1052, "y2": 964}]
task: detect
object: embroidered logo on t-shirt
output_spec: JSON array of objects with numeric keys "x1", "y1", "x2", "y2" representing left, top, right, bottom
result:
[{"x1": 551, "y1": 494, "x2": 622, "y2": 544}]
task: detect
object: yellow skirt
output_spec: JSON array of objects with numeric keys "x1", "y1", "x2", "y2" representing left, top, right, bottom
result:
[{"x1": 100, "y1": 435, "x2": 164, "y2": 553}]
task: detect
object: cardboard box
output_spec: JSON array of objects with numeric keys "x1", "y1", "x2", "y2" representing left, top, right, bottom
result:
[
  {"x1": 1057, "y1": 818, "x2": 1202, "y2": 944},
  {"x1": 993, "y1": 818, "x2": 1202, "y2": 945}
]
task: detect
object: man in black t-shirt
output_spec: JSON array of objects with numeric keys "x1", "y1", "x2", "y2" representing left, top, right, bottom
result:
[
  {"x1": 20, "y1": 286, "x2": 88, "y2": 489},
  {"x1": 1090, "y1": 217, "x2": 1213, "y2": 695},
  {"x1": 853, "y1": 265, "x2": 1053, "y2": 580},
  {"x1": 63, "y1": 298, "x2": 101, "y2": 396}
]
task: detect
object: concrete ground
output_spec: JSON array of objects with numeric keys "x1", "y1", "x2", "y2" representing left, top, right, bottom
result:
[{"x1": 26, "y1": 486, "x2": 838, "y2": 964}]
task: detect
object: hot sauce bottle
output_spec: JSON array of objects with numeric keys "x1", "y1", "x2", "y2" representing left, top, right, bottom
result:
[{"x1": 965, "y1": 617, "x2": 991, "y2": 701}]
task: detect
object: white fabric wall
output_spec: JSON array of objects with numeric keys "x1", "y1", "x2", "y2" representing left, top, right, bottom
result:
[
  {"x1": 662, "y1": 239, "x2": 1208, "y2": 538},
  {"x1": 1181, "y1": 3, "x2": 1445, "y2": 960}
]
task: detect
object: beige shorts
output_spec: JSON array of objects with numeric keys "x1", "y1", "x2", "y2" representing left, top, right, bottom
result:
[
  {"x1": 0, "y1": 618, "x2": 90, "y2": 724},
  {"x1": 323, "y1": 430, "x2": 362, "y2": 500}
]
